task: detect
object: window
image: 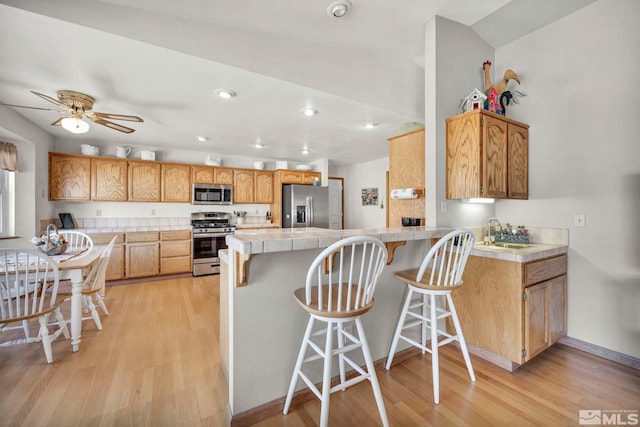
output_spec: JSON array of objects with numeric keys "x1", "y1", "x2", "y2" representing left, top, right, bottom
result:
[{"x1": 0, "y1": 169, "x2": 15, "y2": 237}]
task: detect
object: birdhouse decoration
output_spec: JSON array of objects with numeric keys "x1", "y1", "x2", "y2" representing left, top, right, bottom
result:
[
  {"x1": 485, "y1": 87, "x2": 501, "y2": 114},
  {"x1": 458, "y1": 88, "x2": 487, "y2": 114}
]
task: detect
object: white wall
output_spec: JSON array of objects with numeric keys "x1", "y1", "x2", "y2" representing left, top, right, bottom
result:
[
  {"x1": 492, "y1": 0, "x2": 640, "y2": 357},
  {"x1": 425, "y1": 16, "x2": 496, "y2": 227},
  {"x1": 333, "y1": 158, "x2": 388, "y2": 229}
]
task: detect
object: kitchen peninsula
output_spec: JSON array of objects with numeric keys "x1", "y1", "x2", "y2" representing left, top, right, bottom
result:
[
  {"x1": 219, "y1": 226, "x2": 569, "y2": 424},
  {"x1": 220, "y1": 226, "x2": 451, "y2": 420}
]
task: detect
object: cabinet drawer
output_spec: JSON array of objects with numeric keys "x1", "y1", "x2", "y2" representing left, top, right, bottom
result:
[
  {"x1": 524, "y1": 254, "x2": 567, "y2": 286},
  {"x1": 161, "y1": 240, "x2": 191, "y2": 257},
  {"x1": 90, "y1": 233, "x2": 125, "y2": 245},
  {"x1": 126, "y1": 232, "x2": 160, "y2": 243},
  {"x1": 161, "y1": 256, "x2": 192, "y2": 275},
  {"x1": 161, "y1": 230, "x2": 191, "y2": 241}
]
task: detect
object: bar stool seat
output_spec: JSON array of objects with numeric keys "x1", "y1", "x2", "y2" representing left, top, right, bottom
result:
[
  {"x1": 283, "y1": 235, "x2": 389, "y2": 427},
  {"x1": 385, "y1": 229, "x2": 476, "y2": 404}
]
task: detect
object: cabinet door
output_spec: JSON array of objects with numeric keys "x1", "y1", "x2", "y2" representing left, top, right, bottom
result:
[
  {"x1": 106, "y1": 244, "x2": 125, "y2": 281},
  {"x1": 482, "y1": 116, "x2": 508, "y2": 198},
  {"x1": 524, "y1": 281, "x2": 549, "y2": 361},
  {"x1": 192, "y1": 165, "x2": 214, "y2": 184},
  {"x1": 301, "y1": 172, "x2": 321, "y2": 185},
  {"x1": 508, "y1": 124, "x2": 529, "y2": 199},
  {"x1": 254, "y1": 171, "x2": 273, "y2": 204},
  {"x1": 128, "y1": 161, "x2": 161, "y2": 202},
  {"x1": 214, "y1": 167, "x2": 234, "y2": 185},
  {"x1": 91, "y1": 158, "x2": 128, "y2": 201},
  {"x1": 548, "y1": 275, "x2": 567, "y2": 344},
  {"x1": 49, "y1": 153, "x2": 91, "y2": 201},
  {"x1": 234, "y1": 169, "x2": 254, "y2": 203},
  {"x1": 446, "y1": 113, "x2": 482, "y2": 199},
  {"x1": 126, "y1": 242, "x2": 159, "y2": 278},
  {"x1": 162, "y1": 163, "x2": 191, "y2": 202},
  {"x1": 280, "y1": 170, "x2": 302, "y2": 184}
]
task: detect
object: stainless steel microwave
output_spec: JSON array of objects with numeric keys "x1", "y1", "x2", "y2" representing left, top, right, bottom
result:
[{"x1": 192, "y1": 183, "x2": 233, "y2": 205}]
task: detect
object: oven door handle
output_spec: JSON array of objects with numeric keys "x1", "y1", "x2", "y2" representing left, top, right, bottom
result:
[{"x1": 193, "y1": 233, "x2": 232, "y2": 238}]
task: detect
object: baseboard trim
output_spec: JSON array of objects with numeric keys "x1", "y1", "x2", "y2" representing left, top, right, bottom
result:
[
  {"x1": 229, "y1": 347, "x2": 420, "y2": 427},
  {"x1": 559, "y1": 336, "x2": 640, "y2": 370},
  {"x1": 463, "y1": 341, "x2": 520, "y2": 372}
]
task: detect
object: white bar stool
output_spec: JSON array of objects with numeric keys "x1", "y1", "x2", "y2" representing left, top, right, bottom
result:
[
  {"x1": 283, "y1": 235, "x2": 389, "y2": 427},
  {"x1": 385, "y1": 229, "x2": 476, "y2": 404}
]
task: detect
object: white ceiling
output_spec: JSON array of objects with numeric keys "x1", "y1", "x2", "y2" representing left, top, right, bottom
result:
[{"x1": 0, "y1": 0, "x2": 594, "y2": 165}]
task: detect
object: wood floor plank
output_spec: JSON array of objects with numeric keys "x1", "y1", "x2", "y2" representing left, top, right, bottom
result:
[{"x1": 1, "y1": 275, "x2": 638, "y2": 427}]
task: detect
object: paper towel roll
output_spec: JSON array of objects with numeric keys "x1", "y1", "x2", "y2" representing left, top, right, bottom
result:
[{"x1": 390, "y1": 188, "x2": 418, "y2": 199}]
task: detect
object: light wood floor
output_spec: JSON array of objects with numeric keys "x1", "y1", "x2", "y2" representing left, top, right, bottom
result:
[{"x1": 1, "y1": 276, "x2": 638, "y2": 427}]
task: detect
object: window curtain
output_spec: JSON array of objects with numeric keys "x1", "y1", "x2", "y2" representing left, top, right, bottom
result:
[{"x1": 0, "y1": 141, "x2": 17, "y2": 172}]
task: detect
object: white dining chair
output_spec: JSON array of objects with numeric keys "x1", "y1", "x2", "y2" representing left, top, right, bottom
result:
[
  {"x1": 283, "y1": 235, "x2": 389, "y2": 427},
  {"x1": 0, "y1": 249, "x2": 70, "y2": 363},
  {"x1": 385, "y1": 229, "x2": 476, "y2": 404},
  {"x1": 54, "y1": 230, "x2": 94, "y2": 253},
  {"x1": 56, "y1": 236, "x2": 116, "y2": 330}
]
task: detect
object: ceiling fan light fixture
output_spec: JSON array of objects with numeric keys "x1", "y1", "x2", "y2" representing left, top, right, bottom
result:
[
  {"x1": 302, "y1": 107, "x2": 318, "y2": 117},
  {"x1": 327, "y1": 0, "x2": 351, "y2": 18},
  {"x1": 363, "y1": 122, "x2": 378, "y2": 129},
  {"x1": 61, "y1": 115, "x2": 89, "y2": 134}
]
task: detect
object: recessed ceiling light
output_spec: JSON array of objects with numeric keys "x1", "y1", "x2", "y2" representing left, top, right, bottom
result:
[
  {"x1": 363, "y1": 122, "x2": 378, "y2": 129},
  {"x1": 302, "y1": 148, "x2": 310, "y2": 155},
  {"x1": 255, "y1": 143, "x2": 264, "y2": 148},
  {"x1": 302, "y1": 108, "x2": 318, "y2": 117},
  {"x1": 327, "y1": 0, "x2": 352, "y2": 18},
  {"x1": 196, "y1": 136, "x2": 210, "y2": 142},
  {"x1": 215, "y1": 88, "x2": 237, "y2": 99}
]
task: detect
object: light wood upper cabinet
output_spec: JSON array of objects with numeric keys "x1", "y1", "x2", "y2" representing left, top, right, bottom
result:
[
  {"x1": 446, "y1": 110, "x2": 528, "y2": 200},
  {"x1": 91, "y1": 157, "x2": 128, "y2": 201},
  {"x1": 191, "y1": 165, "x2": 214, "y2": 184},
  {"x1": 280, "y1": 170, "x2": 303, "y2": 184},
  {"x1": 49, "y1": 153, "x2": 91, "y2": 201},
  {"x1": 254, "y1": 170, "x2": 273, "y2": 204},
  {"x1": 214, "y1": 167, "x2": 234, "y2": 185},
  {"x1": 161, "y1": 163, "x2": 191, "y2": 203},
  {"x1": 128, "y1": 161, "x2": 161, "y2": 202},
  {"x1": 301, "y1": 172, "x2": 321, "y2": 185},
  {"x1": 233, "y1": 169, "x2": 254, "y2": 203}
]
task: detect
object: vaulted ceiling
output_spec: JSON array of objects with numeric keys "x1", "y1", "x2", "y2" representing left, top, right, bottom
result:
[{"x1": 0, "y1": 0, "x2": 594, "y2": 165}]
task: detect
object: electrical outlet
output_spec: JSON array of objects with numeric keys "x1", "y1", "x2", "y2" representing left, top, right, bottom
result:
[
  {"x1": 96, "y1": 209, "x2": 101, "y2": 217},
  {"x1": 574, "y1": 214, "x2": 586, "y2": 227},
  {"x1": 151, "y1": 209, "x2": 156, "y2": 216},
  {"x1": 440, "y1": 200, "x2": 447, "y2": 213}
]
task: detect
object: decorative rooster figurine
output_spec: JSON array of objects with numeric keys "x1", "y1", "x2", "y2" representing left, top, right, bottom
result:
[{"x1": 483, "y1": 60, "x2": 520, "y2": 95}]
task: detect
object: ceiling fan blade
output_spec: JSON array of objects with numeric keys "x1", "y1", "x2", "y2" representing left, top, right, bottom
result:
[
  {"x1": 92, "y1": 117, "x2": 136, "y2": 134},
  {"x1": 0, "y1": 102, "x2": 62, "y2": 112},
  {"x1": 31, "y1": 91, "x2": 68, "y2": 109},
  {"x1": 51, "y1": 117, "x2": 63, "y2": 126},
  {"x1": 93, "y1": 112, "x2": 144, "y2": 122}
]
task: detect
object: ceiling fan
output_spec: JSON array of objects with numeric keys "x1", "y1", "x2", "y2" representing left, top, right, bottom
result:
[{"x1": 1, "y1": 90, "x2": 143, "y2": 134}]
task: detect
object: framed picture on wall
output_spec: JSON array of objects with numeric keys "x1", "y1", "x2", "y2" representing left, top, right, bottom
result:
[{"x1": 362, "y1": 187, "x2": 378, "y2": 206}]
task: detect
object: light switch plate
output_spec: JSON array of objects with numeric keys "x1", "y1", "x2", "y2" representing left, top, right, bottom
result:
[{"x1": 574, "y1": 214, "x2": 586, "y2": 227}]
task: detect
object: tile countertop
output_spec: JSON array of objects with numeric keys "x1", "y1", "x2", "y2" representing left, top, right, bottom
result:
[
  {"x1": 471, "y1": 243, "x2": 568, "y2": 263},
  {"x1": 227, "y1": 226, "x2": 453, "y2": 255}
]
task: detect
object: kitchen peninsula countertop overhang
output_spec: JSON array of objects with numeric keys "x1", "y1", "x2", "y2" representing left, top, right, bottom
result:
[{"x1": 227, "y1": 226, "x2": 453, "y2": 255}]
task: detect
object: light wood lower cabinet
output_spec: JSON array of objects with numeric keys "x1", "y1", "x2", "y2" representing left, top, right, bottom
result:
[
  {"x1": 160, "y1": 230, "x2": 192, "y2": 275},
  {"x1": 90, "y1": 233, "x2": 125, "y2": 281},
  {"x1": 125, "y1": 232, "x2": 160, "y2": 278},
  {"x1": 450, "y1": 253, "x2": 567, "y2": 369}
]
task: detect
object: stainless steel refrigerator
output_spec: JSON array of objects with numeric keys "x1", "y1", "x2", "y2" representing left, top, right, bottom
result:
[{"x1": 282, "y1": 184, "x2": 329, "y2": 228}]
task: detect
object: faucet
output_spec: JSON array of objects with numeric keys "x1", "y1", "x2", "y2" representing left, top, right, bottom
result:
[{"x1": 487, "y1": 218, "x2": 501, "y2": 245}]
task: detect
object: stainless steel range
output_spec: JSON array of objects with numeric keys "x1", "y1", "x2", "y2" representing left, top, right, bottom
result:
[{"x1": 191, "y1": 212, "x2": 236, "y2": 276}]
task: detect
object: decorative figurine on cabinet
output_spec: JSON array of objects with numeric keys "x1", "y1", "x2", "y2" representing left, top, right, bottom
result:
[
  {"x1": 458, "y1": 88, "x2": 487, "y2": 114},
  {"x1": 485, "y1": 87, "x2": 502, "y2": 114},
  {"x1": 482, "y1": 60, "x2": 520, "y2": 95}
]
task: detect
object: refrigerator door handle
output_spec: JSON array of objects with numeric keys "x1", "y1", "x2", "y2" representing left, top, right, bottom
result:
[
  {"x1": 305, "y1": 196, "x2": 311, "y2": 226},
  {"x1": 308, "y1": 196, "x2": 314, "y2": 225}
]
